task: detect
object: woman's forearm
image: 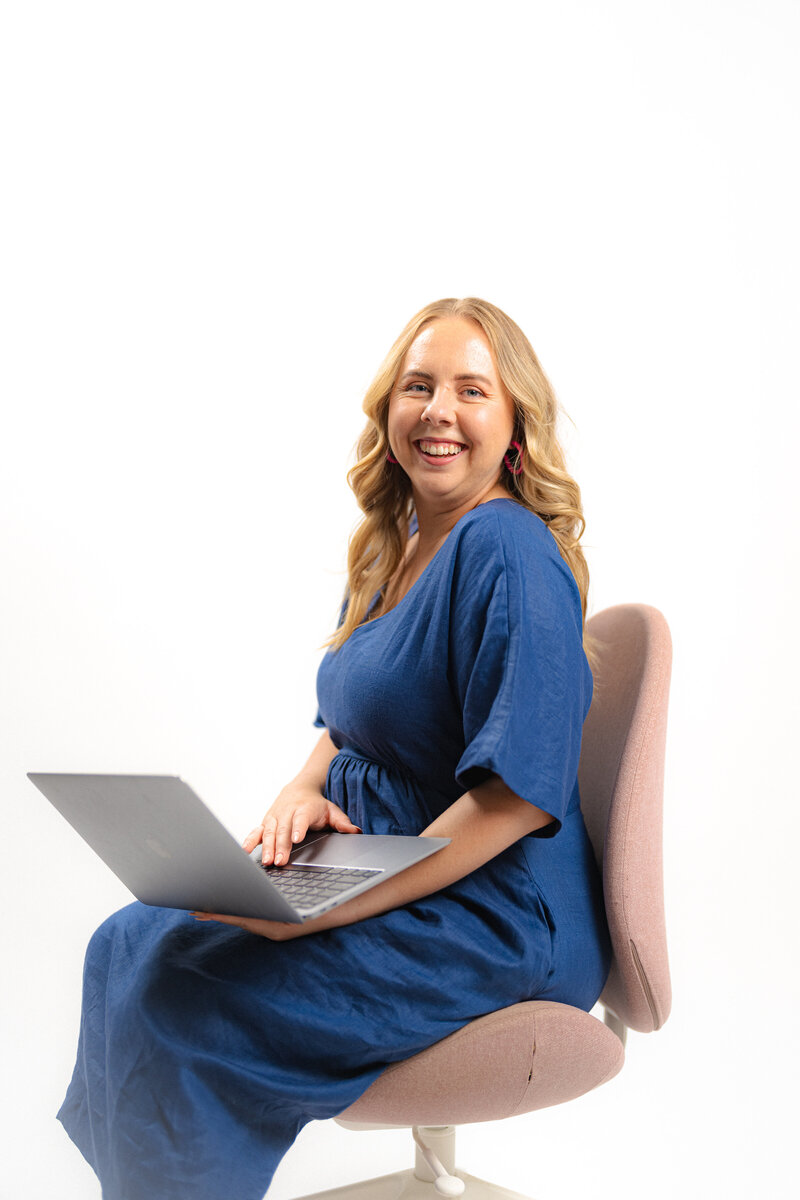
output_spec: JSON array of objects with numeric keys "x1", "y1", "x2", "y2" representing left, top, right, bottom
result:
[
  {"x1": 292, "y1": 729, "x2": 340, "y2": 794},
  {"x1": 303, "y1": 774, "x2": 553, "y2": 934},
  {"x1": 197, "y1": 772, "x2": 554, "y2": 940}
]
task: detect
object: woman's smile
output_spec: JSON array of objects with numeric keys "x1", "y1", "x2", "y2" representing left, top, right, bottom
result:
[{"x1": 414, "y1": 438, "x2": 467, "y2": 461}]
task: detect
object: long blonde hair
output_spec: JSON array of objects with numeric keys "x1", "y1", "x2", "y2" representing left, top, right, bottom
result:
[{"x1": 322, "y1": 297, "x2": 601, "y2": 681}]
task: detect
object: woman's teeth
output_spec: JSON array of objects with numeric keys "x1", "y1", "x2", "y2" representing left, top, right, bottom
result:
[{"x1": 417, "y1": 441, "x2": 464, "y2": 457}]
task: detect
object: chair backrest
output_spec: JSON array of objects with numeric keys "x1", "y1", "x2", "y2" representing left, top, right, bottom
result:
[{"x1": 578, "y1": 603, "x2": 672, "y2": 1033}]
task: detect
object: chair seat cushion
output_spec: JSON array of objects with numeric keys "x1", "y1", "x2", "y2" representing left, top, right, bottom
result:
[{"x1": 335, "y1": 1000, "x2": 625, "y2": 1126}]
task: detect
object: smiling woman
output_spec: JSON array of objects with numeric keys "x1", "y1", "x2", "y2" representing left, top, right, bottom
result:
[
  {"x1": 55, "y1": 297, "x2": 610, "y2": 1200},
  {"x1": 335, "y1": 298, "x2": 599, "y2": 675},
  {"x1": 387, "y1": 319, "x2": 517, "y2": 515}
]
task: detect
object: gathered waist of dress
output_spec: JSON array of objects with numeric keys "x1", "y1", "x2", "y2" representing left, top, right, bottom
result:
[
  {"x1": 331, "y1": 744, "x2": 426, "y2": 789},
  {"x1": 334, "y1": 744, "x2": 376, "y2": 766}
]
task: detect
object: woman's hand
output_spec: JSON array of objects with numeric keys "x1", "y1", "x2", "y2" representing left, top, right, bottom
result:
[
  {"x1": 189, "y1": 911, "x2": 324, "y2": 940},
  {"x1": 190, "y1": 784, "x2": 362, "y2": 940},
  {"x1": 191, "y1": 737, "x2": 360, "y2": 940},
  {"x1": 241, "y1": 781, "x2": 362, "y2": 866}
]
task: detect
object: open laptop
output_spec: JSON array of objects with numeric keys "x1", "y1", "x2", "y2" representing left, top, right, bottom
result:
[{"x1": 27, "y1": 773, "x2": 450, "y2": 923}]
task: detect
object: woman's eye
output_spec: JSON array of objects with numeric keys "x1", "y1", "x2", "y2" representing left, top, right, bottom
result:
[{"x1": 404, "y1": 383, "x2": 484, "y2": 398}]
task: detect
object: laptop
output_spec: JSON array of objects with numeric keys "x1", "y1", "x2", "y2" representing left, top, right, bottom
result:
[{"x1": 27, "y1": 773, "x2": 451, "y2": 923}]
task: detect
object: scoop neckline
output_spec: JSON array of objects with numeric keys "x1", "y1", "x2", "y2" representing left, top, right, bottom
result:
[{"x1": 361, "y1": 497, "x2": 518, "y2": 629}]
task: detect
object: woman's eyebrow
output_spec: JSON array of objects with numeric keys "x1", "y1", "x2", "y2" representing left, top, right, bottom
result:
[{"x1": 399, "y1": 370, "x2": 494, "y2": 386}]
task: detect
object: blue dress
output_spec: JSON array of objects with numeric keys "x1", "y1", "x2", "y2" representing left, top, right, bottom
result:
[{"x1": 57, "y1": 497, "x2": 611, "y2": 1200}]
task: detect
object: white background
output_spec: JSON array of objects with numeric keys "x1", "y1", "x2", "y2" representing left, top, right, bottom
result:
[{"x1": 1, "y1": 1, "x2": 798, "y2": 1197}]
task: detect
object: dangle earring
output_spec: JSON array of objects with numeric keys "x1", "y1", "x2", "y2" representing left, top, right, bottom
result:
[
  {"x1": 503, "y1": 439, "x2": 524, "y2": 475},
  {"x1": 386, "y1": 448, "x2": 399, "y2": 463}
]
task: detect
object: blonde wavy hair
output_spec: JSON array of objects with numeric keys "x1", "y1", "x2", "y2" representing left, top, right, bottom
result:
[{"x1": 322, "y1": 297, "x2": 601, "y2": 682}]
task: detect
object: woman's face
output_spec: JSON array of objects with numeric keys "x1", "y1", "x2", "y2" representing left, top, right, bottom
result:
[{"x1": 387, "y1": 317, "x2": 517, "y2": 516}]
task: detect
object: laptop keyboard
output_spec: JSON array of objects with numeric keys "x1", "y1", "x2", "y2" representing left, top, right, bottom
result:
[{"x1": 259, "y1": 862, "x2": 382, "y2": 909}]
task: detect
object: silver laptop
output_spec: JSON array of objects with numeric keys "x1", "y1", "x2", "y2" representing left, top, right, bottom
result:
[{"x1": 27, "y1": 773, "x2": 450, "y2": 923}]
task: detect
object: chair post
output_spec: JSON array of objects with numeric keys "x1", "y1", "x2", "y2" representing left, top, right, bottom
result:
[
  {"x1": 412, "y1": 1125, "x2": 457, "y2": 1183},
  {"x1": 603, "y1": 1006, "x2": 628, "y2": 1047}
]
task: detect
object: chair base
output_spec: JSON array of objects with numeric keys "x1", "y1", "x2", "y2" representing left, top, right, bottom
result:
[{"x1": 291, "y1": 1167, "x2": 535, "y2": 1199}]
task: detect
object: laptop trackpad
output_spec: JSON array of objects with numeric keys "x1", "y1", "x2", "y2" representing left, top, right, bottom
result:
[{"x1": 251, "y1": 831, "x2": 419, "y2": 869}]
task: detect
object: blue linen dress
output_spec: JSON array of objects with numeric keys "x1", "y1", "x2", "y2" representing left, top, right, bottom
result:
[{"x1": 57, "y1": 496, "x2": 611, "y2": 1200}]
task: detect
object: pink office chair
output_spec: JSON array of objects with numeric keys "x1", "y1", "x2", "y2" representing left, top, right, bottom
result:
[{"x1": 293, "y1": 603, "x2": 672, "y2": 1200}]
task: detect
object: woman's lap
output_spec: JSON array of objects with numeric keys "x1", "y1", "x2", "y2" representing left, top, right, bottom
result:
[{"x1": 59, "y1": 873, "x2": 598, "y2": 1199}]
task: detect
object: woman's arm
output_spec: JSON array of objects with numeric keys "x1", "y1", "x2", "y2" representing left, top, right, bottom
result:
[
  {"x1": 291, "y1": 729, "x2": 341, "y2": 794},
  {"x1": 197, "y1": 774, "x2": 552, "y2": 939},
  {"x1": 304, "y1": 774, "x2": 553, "y2": 933}
]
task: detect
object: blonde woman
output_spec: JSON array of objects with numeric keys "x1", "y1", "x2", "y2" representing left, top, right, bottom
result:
[{"x1": 58, "y1": 299, "x2": 611, "y2": 1200}]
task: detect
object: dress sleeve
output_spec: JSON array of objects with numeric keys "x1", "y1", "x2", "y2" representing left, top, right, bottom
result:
[{"x1": 450, "y1": 511, "x2": 592, "y2": 838}]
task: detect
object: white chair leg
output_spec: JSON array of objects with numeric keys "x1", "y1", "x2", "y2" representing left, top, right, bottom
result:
[
  {"x1": 291, "y1": 1173, "x2": 535, "y2": 1199},
  {"x1": 290, "y1": 1125, "x2": 536, "y2": 1200}
]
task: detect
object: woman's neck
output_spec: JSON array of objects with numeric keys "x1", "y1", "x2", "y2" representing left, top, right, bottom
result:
[{"x1": 412, "y1": 486, "x2": 510, "y2": 554}]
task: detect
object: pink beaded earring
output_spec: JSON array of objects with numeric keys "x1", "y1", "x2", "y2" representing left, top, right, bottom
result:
[
  {"x1": 503, "y1": 440, "x2": 524, "y2": 475},
  {"x1": 386, "y1": 449, "x2": 399, "y2": 463}
]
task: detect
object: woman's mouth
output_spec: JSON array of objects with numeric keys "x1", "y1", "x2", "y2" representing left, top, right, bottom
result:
[{"x1": 414, "y1": 439, "x2": 466, "y2": 461}]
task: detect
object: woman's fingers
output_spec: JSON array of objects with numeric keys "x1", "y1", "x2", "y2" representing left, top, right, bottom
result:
[
  {"x1": 241, "y1": 824, "x2": 265, "y2": 853},
  {"x1": 272, "y1": 821, "x2": 295, "y2": 866},
  {"x1": 247, "y1": 796, "x2": 358, "y2": 868},
  {"x1": 260, "y1": 816, "x2": 278, "y2": 865},
  {"x1": 261, "y1": 815, "x2": 299, "y2": 865},
  {"x1": 190, "y1": 911, "x2": 302, "y2": 941},
  {"x1": 334, "y1": 816, "x2": 363, "y2": 833},
  {"x1": 290, "y1": 818, "x2": 308, "y2": 847},
  {"x1": 327, "y1": 803, "x2": 362, "y2": 834},
  {"x1": 191, "y1": 911, "x2": 256, "y2": 934},
  {"x1": 263, "y1": 814, "x2": 312, "y2": 866}
]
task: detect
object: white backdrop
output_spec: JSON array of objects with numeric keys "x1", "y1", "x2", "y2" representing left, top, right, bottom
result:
[{"x1": 2, "y1": 2, "x2": 798, "y2": 1197}]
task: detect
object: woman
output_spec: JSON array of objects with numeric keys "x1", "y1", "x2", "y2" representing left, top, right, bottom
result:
[{"x1": 58, "y1": 297, "x2": 612, "y2": 1200}]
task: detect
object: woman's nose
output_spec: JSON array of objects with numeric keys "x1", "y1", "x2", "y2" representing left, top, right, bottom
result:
[{"x1": 421, "y1": 388, "x2": 456, "y2": 422}]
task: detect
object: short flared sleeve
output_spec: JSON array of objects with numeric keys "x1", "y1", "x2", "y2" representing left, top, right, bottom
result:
[{"x1": 449, "y1": 506, "x2": 592, "y2": 838}]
